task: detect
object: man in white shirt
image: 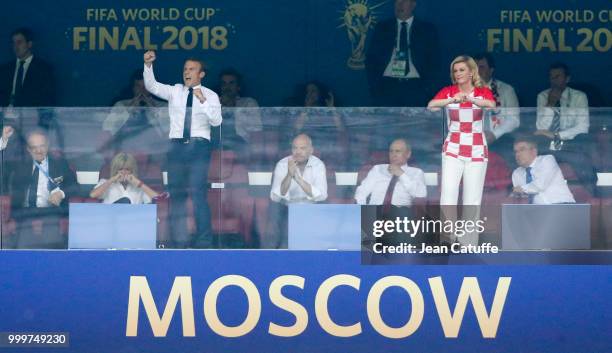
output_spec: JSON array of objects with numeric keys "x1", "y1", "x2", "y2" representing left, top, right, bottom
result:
[
  {"x1": 217, "y1": 68, "x2": 262, "y2": 144},
  {"x1": 355, "y1": 138, "x2": 426, "y2": 206},
  {"x1": 143, "y1": 50, "x2": 222, "y2": 248},
  {"x1": 102, "y1": 71, "x2": 168, "y2": 152},
  {"x1": 535, "y1": 62, "x2": 589, "y2": 147},
  {"x1": 534, "y1": 62, "x2": 596, "y2": 193},
  {"x1": 265, "y1": 134, "x2": 327, "y2": 248},
  {"x1": 511, "y1": 136, "x2": 575, "y2": 204},
  {"x1": 270, "y1": 134, "x2": 327, "y2": 204},
  {"x1": 474, "y1": 53, "x2": 520, "y2": 145}
]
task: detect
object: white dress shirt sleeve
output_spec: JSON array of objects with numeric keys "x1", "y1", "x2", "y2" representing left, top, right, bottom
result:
[
  {"x1": 536, "y1": 90, "x2": 553, "y2": 131},
  {"x1": 355, "y1": 168, "x2": 377, "y2": 205},
  {"x1": 521, "y1": 155, "x2": 560, "y2": 194},
  {"x1": 306, "y1": 162, "x2": 327, "y2": 202},
  {"x1": 398, "y1": 168, "x2": 427, "y2": 198},
  {"x1": 492, "y1": 83, "x2": 520, "y2": 139},
  {"x1": 143, "y1": 64, "x2": 173, "y2": 101},
  {"x1": 558, "y1": 92, "x2": 589, "y2": 140},
  {"x1": 270, "y1": 159, "x2": 289, "y2": 202},
  {"x1": 0, "y1": 137, "x2": 8, "y2": 151},
  {"x1": 203, "y1": 92, "x2": 222, "y2": 127}
]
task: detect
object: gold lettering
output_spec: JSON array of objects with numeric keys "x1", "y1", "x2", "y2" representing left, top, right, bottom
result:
[
  {"x1": 366, "y1": 276, "x2": 424, "y2": 339},
  {"x1": 120, "y1": 27, "x2": 142, "y2": 50},
  {"x1": 203, "y1": 275, "x2": 261, "y2": 338},
  {"x1": 534, "y1": 29, "x2": 556, "y2": 51},
  {"x1": 125, "y1": 276, "x2": 195, "y2": 337},
  {"x1": 315, "y1": 275, "x2": 361, "y2": 337},
  {"x1": 429, "y1": 277, "x2": 511, "y2": 338},
  {"x1": 268, "y1": 276, "x2": 308, "y2": 337},
  {"x1": 73, "y1": 27, "x2": 88, "y2": 50}
]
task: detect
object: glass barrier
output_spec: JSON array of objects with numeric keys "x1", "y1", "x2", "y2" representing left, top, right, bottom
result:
[{"x1": 0, "y1": 106, "x2": 610, "y2": 250}]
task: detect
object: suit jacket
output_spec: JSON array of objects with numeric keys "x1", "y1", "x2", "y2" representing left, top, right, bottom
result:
[
  {"x1": 366, "y1": 17, "x2": 439, "y2": 92},
  {"x1": 0, "y1": 56, "x2": 56, "y2": 107},
  {"x1": 10, "y1": 154, "x2": 77, "y2": 212}
]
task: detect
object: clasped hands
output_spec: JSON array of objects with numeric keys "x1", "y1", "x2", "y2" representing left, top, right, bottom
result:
[
  {"x1": 451, "y1": 92, "x2": 476, "y2": 104},
  {"x1": 287, "y1": 159, "x2": 303, "y2": 181},
  {"x1": 111, "y1": 170, "x2": 142, "y2": 187}
]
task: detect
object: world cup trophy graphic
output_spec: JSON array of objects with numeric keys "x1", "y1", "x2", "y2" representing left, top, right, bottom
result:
[{"x1": 340, "y1": 0, "x2": 384, "y2": 70}]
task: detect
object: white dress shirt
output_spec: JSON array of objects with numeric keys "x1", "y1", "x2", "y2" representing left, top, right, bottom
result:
[
  {"x1": 232, "y1": 96, "x2": 263, "y2": 141},
  {"x1": 0, "y1": 136, "x2": 8, "y2": 151},
  {"x1": 383, "y1": 17, "x2": 420, "y2": 79},
  {"x1": 536, "y1": 87, "x2": 589, "y2": 141},
  {"x1": 355, "y1": 164, "x2": 427, "y2": 205},
  {"x1": 103, "y1": 98, "x2": 168, "y2": 136},
  {"x1": 270, "y1": 155, "x2": 327, "y2": 203},
  {"x1": 26, "y1": 158, "x2": 64, "y2": 208},
  {"x1": 143, "y1": 64, "x2": 222, "y2": 140},
  {"x1": 483, "y1": 79, "x2": 520, "y2": 139},
  {"x1": 94, "y1": 179, "x2": 152, "y2": 204},
  {"x1": 11, "y1": 55, "x2": 33, "y2": 97},
  {"x1": 512, "y1": 155, "x2": 575, "y2": 204}
]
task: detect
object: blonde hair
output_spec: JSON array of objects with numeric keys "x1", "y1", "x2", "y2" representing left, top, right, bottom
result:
[
  {"x1": 110, "y1": 153, "x2": 138, "y2": 179},
  {"x1": 449, "y1": 55, "x2": 483, "y2": 87}
]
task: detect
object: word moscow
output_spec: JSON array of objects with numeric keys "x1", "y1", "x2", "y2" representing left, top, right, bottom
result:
[{"x1": 126, "y1": 275, "x2": 511, "y2": 339}]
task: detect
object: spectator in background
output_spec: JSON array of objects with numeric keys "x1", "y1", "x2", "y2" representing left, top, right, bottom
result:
[
  {"x1": 512, "y1": 136, "x2": 574, "y2": 204},
  {"x1": 355, "y1": 138, "x2": 426, "y2": 206},
  {"x1": 0, "y1": 28, "x2": 55, "y2": 107},
  {"x1": 265, "y1": 134, "x2": 327, "y2": 248},
  {"x1": 102, "y1": 70, "x2": 167, "y2": 153},
  {"x1": 286, "y1": 81, "x2": 349, "y2": 169},
  {"x1": 215, "y1": 68, "x2": 262, "y2": 147},
  {"x1": 474, "y1": 53, "x2": 520, "y2": 146},
  {"x1": 9, "y1": 130, "x2": 77, "y2": 248},
  {"x1": 535, "y1": 62, "x2": 596, "y2": 192},
  {"x1": 366, "y1": 0, "x2": 438, "y2": 107},
  {"x1": 90, "y1": 152, "x2": 158, "y2": 204},
  {"x1": 535, "y1": 62, "x2": 589, "y2": 150}
]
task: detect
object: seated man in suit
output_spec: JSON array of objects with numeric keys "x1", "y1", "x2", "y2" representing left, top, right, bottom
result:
[
  {"x1": 265, "y1": 133, "x2": 327, "y2": 248},
  {"x1": 355, "y1": 138, "x2": 426, "y2": 206},
  {"x1": 9, "y1": 130, "x2": 77, "y2": 248},
  {"x1": 534, "y1": 62, "x2": 596, "y2": 192},
  {"x1": 511, "y1": 136, "x2": 575, "y2": 205}
]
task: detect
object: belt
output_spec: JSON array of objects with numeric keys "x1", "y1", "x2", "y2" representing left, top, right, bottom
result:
[{"x1": 170, "y1": 137, "x2": 208, "y2": 144}]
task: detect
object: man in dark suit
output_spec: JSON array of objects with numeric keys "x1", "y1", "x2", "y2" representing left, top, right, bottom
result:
[
  {"x1": 0, "y1": 28, "x2": 56, "y2": 107},
  {"x1": 366, "y1": 0, "x2": 439, "y2": 107},
  {"x1": 9, "y1": 130, "x2": 76, "y2": 248}
]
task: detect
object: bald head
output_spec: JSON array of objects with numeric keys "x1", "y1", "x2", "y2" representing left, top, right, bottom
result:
[{"x1": 291, "y1": 134, "x2": 313, "y2": 164}]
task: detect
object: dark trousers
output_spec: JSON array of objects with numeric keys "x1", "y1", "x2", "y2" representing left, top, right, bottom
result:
[
  {"x1": 167, "y1": 138, "x2": 212, "y2": 247},
  {"x1": 263, "y1": 201, "x2": 288, "y2": 249},
  {"x1": 372, "y1": 77, "x2": 430, "y2": 107},
  {"x1": 11, "y1": 207, "x2": 66, "y2": 249}
]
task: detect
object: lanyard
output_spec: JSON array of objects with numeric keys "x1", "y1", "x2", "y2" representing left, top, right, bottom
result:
[{"x1": 33, "y1": 160, "x2": 59, "y2": 188}]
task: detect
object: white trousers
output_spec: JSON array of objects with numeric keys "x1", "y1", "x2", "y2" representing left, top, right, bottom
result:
[
  {"x1": 440, "y1": 155, "x2": 488, "y2": 245},
  {"x1": 440, "y1": 155, "x2": 488, "y2": 206}
]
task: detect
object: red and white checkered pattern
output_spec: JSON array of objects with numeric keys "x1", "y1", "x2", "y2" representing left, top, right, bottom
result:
[{"x1": 434, "y1": 85, "x2": 495, "y2": 162}]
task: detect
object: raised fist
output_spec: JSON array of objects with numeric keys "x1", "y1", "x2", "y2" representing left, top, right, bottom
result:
[{"x1": 144, "y1": 51, "x2": 156, "y2": 66}]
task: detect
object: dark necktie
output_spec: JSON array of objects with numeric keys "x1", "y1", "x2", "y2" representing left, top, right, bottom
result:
[
  {"x1": 490, "y1": 80, "x2": 501, "y2": 107},
  {"x1": 28, "y1": 165, "x2": 39, "y2": 207},
  {"x1": 382, "y1": 175, "x2": 399, "y2": 215},
  {"x1": 549, "y1": 100, "x2": 562, "y2": 149},
  {"x1": 399, "y1": 22, "x2": 411, "y2": 75},
  {"x1": 14, "y1": 60, "x2": 26, "y2": 98},
  {"x1": 183, "y1": 87, "x2": 193, "y2": 139},
  {"x1": 525, "y1": 167, "x2": 534, "y2": 204}
]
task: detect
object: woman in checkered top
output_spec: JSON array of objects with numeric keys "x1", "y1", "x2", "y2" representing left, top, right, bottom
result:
[{"x1": 427, "y1": 55, "x2": 496, "y2": 207}]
